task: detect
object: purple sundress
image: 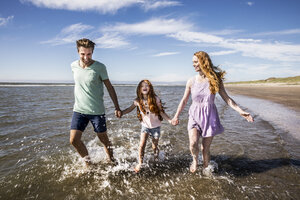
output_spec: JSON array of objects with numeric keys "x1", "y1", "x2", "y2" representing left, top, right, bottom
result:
[{"x1": 188, "y1": 76, "x2": 224, "y2": 137}]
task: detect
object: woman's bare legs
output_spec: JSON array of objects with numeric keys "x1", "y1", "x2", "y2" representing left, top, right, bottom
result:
[
  {"x1": 188, "y1": 128, "x2": 200, "y2": 173},
  {"x1": 201, "y1": 136, "x2": 214, "y2": 168}
]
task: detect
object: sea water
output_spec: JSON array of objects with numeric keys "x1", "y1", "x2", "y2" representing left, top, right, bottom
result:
[{"x1": 0, "y1": 85, "x2": 299, "y2": 199}]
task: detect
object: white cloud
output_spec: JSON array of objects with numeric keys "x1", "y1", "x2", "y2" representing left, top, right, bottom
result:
[
  {"x1": 22, "y1": 0, "x2": 141, "y2": 13},
  {"x1": 94, "y1": 33, "x2": 130, "y2": 49},
  {"x1": 41, "y1": 23, "x2": 130, "y2": 48},
  {"x1": 41, "y1": 23, "x2": 94, "y2": 45},
  {"x1": 247, "y1": 2, "x2": 254, "y2": 6},
  {"x1": 210, "y1": 50, "x2": 237, "y2": 56},
  {"x1": 226, "y1": 38, "x2": 261, "y2": 43},
  {"x1": 21, "y1": 0, "x2": 180, "y2": 13},
  {"x1": 209, "y1": 29, "x2": 244, "y2": 36},
  {"x1": 169, "y1": 31, "x2": 224, "y2": 43},
  {"x1": 0, "y1": 16, "x2": 14, "y2": 27},
  {"x1": 152, "y1": 52, "x2": 180, "y2": 57},
  {"x1": 42, "y1": 18, "x2": 300, "y2": 64},
  {"x1": 102, "y1": 18, "x2": 192, "y2": 35},
  {"x1": 102, "y1": 17, "x2": 300, "y2": 63},
  {"x1": 222, "y1": 40, "x2": 300, "y2": 62},
  {"x1": 253, "y1": 29, "x2": 300, "y2": 36},
  {"x1": 143, "y1": 0, "x2": 181, "y2": 11}
]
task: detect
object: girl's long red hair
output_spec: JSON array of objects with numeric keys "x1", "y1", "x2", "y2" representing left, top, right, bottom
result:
[{"x1": 136, "y1": 80, "x2": 163, "y2": 122}]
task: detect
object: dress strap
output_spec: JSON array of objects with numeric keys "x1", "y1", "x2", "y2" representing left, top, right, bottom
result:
[{"x1": 190, "y1": 75, "x2": 197, "y2": 87}]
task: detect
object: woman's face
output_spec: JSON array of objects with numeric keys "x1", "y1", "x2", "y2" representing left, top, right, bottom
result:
[{"x1": 192, "y1": 55, "x2": 201, "y2": 72}]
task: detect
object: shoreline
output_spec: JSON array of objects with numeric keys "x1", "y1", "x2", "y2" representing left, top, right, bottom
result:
[{"x1": 225, "y1": 84, "x2": 300, "y2": 112}]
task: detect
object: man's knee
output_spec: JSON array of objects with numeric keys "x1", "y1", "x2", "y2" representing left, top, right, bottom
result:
[
  {"x1": 70, "y1": 136, "x2": 79, "y2": 146},
  {"x1": 97, "y1": 132, "x2": 110, "y2": 144},
  {"x1": 70, "y1": 130, "x2": 81, "y2": 145}
]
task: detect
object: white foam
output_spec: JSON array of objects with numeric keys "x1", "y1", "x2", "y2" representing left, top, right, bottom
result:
[
  {"x1": 231, "y1": 95, "x2": 300, "y2": 140},
  {"x1": 202, "y1": 161, "x2": 218, "y2": 177}
]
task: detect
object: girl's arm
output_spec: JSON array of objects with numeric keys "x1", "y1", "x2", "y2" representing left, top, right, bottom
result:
[
  {"x1": 121, "y1": 101, "x2": 137, "y2": 116},
  {"x1": 172, "y1": 78, "x2": 192, "y2": 125},
  {"x1": 157, "y1": 98, "x2": 172, "y2": 124},
  {"x1": 218, "y1": 81, "x2": 254, "y2": 122},
  {"x1": 160, "y1": 112, "x2": 171, "y2": 124}
]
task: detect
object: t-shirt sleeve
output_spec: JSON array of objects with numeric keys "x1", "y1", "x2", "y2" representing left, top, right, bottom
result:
[
  {"x1": 71, "y1": 61, "x2": 77, "y2": 73},
  {"x1": 99, "y1": 63, "x2": 109, "y2": 81}
]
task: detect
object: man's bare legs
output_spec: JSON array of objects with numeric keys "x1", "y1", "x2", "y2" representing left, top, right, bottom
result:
[
  {"x1": 70, "y1": 130, "x2": 91, "y2": 165},
  {"x1": 70, "y1": 130, "x2": 115, "y2": 165},
  {"x1": 135, "y1": 132, "x2": 149, "y2": 173},
  {"x1": 97, "y1": 131, "x2": 114, "y2": 162},
  {"x1": 188, "y1": 128, "x2": 200, "y2": 173}
]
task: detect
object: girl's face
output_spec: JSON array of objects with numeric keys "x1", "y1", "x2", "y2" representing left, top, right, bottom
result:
[
  {"x1": 192, "y1": 55, "x2": 201, "y2": 72},
  {"x1": 140, "y1": 81, "x2": 150, "y2": 95}
]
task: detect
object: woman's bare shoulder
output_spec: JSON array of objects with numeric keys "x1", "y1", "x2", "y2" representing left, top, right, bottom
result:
[{"x1": 186, "y1": 76, "x2": 196, "y2": 87}]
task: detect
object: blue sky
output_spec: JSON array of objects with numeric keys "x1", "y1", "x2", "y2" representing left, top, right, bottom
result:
[{"x1": 0, "y1": 0, "x2": 300, "y2": 83}]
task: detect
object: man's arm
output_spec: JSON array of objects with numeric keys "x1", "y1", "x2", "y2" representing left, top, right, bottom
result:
[{"x1": 103, "y1": 79, "x2": 121, "y2": 117}]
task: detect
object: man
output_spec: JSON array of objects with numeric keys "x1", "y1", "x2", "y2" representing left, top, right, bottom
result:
[{"x1": 70, "y1": 38, "x2": 121, "y2": 166}]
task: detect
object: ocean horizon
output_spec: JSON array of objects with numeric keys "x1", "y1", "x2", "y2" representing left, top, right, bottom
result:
[{"x1": 0, "y1": 81, "x2": 187, "y2": 86}]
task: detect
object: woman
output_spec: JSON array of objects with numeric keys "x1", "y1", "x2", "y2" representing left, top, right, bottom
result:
[{"x1": 171, "y1": 51, "x2": 253, "y2": 175}]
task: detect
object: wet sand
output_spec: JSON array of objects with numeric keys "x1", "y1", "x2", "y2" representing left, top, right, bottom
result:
[{"x1": 225, "y1": 84, "x2": 300, "y2": 112}]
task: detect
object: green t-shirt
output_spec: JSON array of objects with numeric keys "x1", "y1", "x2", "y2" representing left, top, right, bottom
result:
[{"x1": 71, "y1": 60, "x2": 109, "y2": 115}]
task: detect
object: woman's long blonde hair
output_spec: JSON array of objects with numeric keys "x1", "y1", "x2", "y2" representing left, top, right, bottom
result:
[
  {"x1": 136, "y1": 80, "x2": 163, "y2": 122},
  {"x1": 194, "y1": 51, "x2": 226, "y2": 94}
]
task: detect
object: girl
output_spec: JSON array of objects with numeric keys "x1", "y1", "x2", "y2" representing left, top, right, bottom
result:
[
  {"x1": 121, "y1": 80, "x2": 172, "y2": 173},
  {"x1": 172, "y1": 51, "x2": 253, "y2": 175}
]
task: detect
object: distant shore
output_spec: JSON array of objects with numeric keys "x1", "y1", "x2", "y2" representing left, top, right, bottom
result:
[
  {"x1": 1, "y1": 81, "x2": 300, "y2": 112},
  {"x1": 225, "y1": 83, "x2": 300, "y2": 112}
]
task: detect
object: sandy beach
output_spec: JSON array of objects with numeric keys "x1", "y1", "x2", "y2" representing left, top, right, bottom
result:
[{"x1": 225, "y1": 84, "x2": 300, "y2": 112}]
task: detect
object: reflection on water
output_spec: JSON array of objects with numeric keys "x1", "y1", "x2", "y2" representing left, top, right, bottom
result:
[{"x1": 0, "y1": 85, "x2": 299, "y2": 199}]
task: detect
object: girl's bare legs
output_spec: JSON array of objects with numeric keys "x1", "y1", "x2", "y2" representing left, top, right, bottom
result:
[
  {"x1": 135, "y1": 132, "x2": 149, "y2": 172},
  {"x1": 188, "y1": 128, "x2": 200, "y2": 173},
  {"x1": 201, "y1": 136, "x2": 214, "y2": 168},
  {"x1": 152, "y1": 138, "x2": 159, "y2": 161}
]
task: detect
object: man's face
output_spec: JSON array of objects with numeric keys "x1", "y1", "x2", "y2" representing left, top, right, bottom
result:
[{"x1": 78, "y1": 47, "x2": 93, "y2": 65}]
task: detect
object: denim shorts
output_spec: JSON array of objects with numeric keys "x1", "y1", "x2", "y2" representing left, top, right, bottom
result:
[
  {"x1": 141, "y1": 126, "x2": 161, "y2": 139},
  {"x1": 70, "y1": 111, "x2": 107, "y2": 133}
]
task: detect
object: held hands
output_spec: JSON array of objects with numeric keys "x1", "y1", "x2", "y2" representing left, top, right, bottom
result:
[
  {"x1": 171, "y1": 117, "x2": 179, "y2": 126},
  {"x1": 114, "y1": 109, "x2": 122, "y2": 118},
  {"x1": 167, "y1": 118, "x2": 177, "y2": 126},
  {"x1": 240, "y1": 112, "x2": 254, "y2": 122}
]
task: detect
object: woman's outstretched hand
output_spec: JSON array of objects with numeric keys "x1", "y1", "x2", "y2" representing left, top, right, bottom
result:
[
  {"x1": 241, "y1": 112, "x2": 254, "y2": 122},
  {"x1": 171, "y1": 117, "x2": 179, "y2": 126}
]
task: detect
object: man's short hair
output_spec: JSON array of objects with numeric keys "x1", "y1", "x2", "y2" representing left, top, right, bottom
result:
[{"x1": 76, "y1": 38, "x2": 96, "y2": 52}]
